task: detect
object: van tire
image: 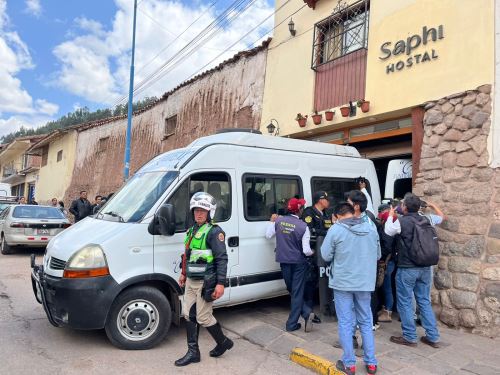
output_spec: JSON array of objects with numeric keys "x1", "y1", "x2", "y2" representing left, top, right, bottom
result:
[
  {"x1": 1, "y1": 235, "x2": 13, "y2": 255},
  {"x1": 105, "y1": 286, "x2": 172, "y2": 350}
]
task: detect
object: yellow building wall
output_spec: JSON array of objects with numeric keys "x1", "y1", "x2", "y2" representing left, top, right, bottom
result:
[
  {"x1": 35, "y1": 132, "x2": 77, "y2": 204},
  {"x1": 261, "y1": 0, "x2": 494, "y2": 137}
]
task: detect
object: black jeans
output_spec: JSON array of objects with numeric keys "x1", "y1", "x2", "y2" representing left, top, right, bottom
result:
[{"x1": 281, "y1": 262, "x2": 311, "y2": 330}]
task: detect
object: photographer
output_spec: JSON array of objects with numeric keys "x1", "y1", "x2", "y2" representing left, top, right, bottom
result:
[{"x1": 355, "y1": 177, "x2": 375, "y2": 216}]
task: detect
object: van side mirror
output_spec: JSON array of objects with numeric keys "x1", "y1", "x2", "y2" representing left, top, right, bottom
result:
[{"x1": 148, "y1": 204, "x2": 176, "y2": 236}]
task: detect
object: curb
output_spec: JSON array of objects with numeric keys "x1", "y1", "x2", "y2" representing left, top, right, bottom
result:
[{"x1": 290, "y1": 348, "x2": 343, "y2": 375}]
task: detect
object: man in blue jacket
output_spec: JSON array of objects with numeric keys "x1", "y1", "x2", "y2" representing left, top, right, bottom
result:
[{"x1": 321, "y1": 202, "x2": 381, "y2": 375}]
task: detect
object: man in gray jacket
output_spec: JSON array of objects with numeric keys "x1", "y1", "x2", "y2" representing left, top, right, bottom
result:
[{"x1": 321, "y1": 202, "x2": 380, "y2": 375}]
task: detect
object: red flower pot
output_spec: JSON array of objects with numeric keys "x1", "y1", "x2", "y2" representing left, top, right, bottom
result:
[
  {"x1": 340, "y1": 106, "x2": 350, "y2": 117},
  {"x1": 325, "y1": 111, "x2": 334, "y2": 121},
  {"x1": 312, "y1": 114, "x2": 322, "y2": 125},
  {"x1": 360, "y1": 101, "x2": 370, "y2": 113},
  {"x1": 297, "y1": 118, "x2": 307, "y2": 127}
]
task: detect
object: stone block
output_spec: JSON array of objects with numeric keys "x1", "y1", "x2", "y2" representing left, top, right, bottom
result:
[
  {"x1": 478, "y1": 84, "x2": 492, "y2": 94},
  {"x1": 487, "y1": 238, "x2": 500, "y2": 256},
  {"x1": 439, "y1": 290, "x2": 453, "y2": 308},
  {"x1": 423, "y1": 182, "x2": 446, "y2": 195},
  {"x1": 428, "y1": 134, "x2": 441, "y2": 148},
  {"x1": 477, "y1": 308, "x2": 492, "y2": 326},
  {"x1": 424, "y1": 170, "x2": 442, "y2": 180},
  {"x1": 482, "y1": 267, "x2": 500, "y2": 281},
  {"x1": 433, "y1": 122, "x2": 448, "y2": 135},
  {"x1": 450, "y1": 290, "x2": 477, "y2": 308},
  {"x1": 435, "y1": 270, "x2": 453, "y2": 289},
  {"x1": 425, "y1": 126, "x2": 433, "y2": 137},
  {"x1": 436, "y1": 141, "x2": 453, "y2": 155},
  {"x1": 461, "y1": 186, "x2": 492, "y2": 204},
  {"x1": 459, "y1": 309, "x2": 477, "y2": 328},
  {"x1": 467, "y1": 136, "x2": 487, "y2": 156},
  {"x1": 471, "y1": 111, "x2": 490, "y2": 128},
  {"x1": 485, "y1": 282, "x2": 500, "y2": 300},
  {"x1": 461, "y1": 128, "x2": 480, "y2": 141},
  {"x1": 468, "y1": 203, "x2": 491, "y2": 216},
  {"x1": 443, "y1": 128, "x2": 462, "y2": 142},
  {"x1": 454, "y1": 103, "x2": 463, "y2": 115},
  {"x1": 438, "y1": 256, "x2": 448, "y2": 270},
  {"x1": 442, "y1": 152, "x2": 457, "y2": 168},
  {"x1": 421, "y1": 145, "x2": 437, "y2": 158},
  {"x1": 458, "y1": 216, "x2": 489, "y2": 235},
  {"x1": 453, "y1": 117, "x2": 470, "y2": 131},
  {"x1": 444, "y1": 203, "x2": 467, "y2": 216},
  {"x1": 425, "y1": 110, "x2": 444, "y2": 125},
  {"x1": 441, "y1": 102, "x2": 454, "y2": 114},
  {"x1": 453, "y1": 273, "x2": 480, "y2": 292},
  {"x1": 487, "y1": 256, "x2": 498, "y2": 264},
  {"x1": 442, "y1": 191, "x2": 460, "y2": 202},
  {"x1": 476, "y1": 93, "x2": 490, "y2": 106},
  {"x1": 456, "y1": 150, "x2": 478, "y2": 167},
  {"x1": 462, "y1": 236, "x2": 485, "y2": 258},
  {"x1": 462, "y1": 104, "x2": 478, "y2": 119},
  {"x1": 420, "y1": 158, "x2": 442, "y2": 171},
  {"x1": 483, "y1": 296, "x2": 500, "y2": 313},
  {"x1": 424, "y1": 102, "x2": 436, "y2": 110},
  {"x1": 488, "y1": 223, "x2": 500, "y2": 240},
  {"x1": 444, "y1": 113, "x2": 456, "y2": 127},
  {"x1": 448, "y1": 257, "x2": 481, "y2": 274},
  {"x1": 470, "y1": 167, "x2": 493, "y2": 182},
  {"x1": 440, "y1": 217, "x2": 459, "y2": 233},
  {"x1": 462, "y1": 93, "x2": 477, "y2": 105},
  {"x1": 436, "y1": 228, "x2": 472, "y2": 244},
  {"x1": 455, "y1": 141, "x2": 471, "y2": 153},
  {"x1": 442, "y1": 167, "x2": 470, "y2": 182},
  {"x1": 440, "y1": 308, "x2": 459, "y2": 326}
]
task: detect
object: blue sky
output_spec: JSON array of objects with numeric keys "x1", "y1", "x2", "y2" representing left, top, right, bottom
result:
[{"x1": 0, "y1": 0, "x2": 274, "y2": 136}]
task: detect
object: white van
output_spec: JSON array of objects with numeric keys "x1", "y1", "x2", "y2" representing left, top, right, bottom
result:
[
  {"x1": 31, "y1": 131, "x2": 380, "y2": 349},
  {"x1": 384, "y1": 159, "x2": 412, "y2": 200}
]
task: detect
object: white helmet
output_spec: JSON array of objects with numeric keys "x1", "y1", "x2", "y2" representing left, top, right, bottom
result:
[{"x1": 190, "y1": 192, "x2": 217, "y2": 219}]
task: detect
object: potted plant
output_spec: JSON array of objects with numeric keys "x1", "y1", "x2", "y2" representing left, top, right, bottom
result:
[
  {"x1": 357, "y1": 99, "x2": 370, "y2": 113},
  {"x1": 311, "y1": 111, "x2": 322, "y2": 125},
  {"x1": 325, "y1": 109, "x2": 335, "y2": 121},
  {"x1": 340, "y1": 105, "x2": 350, "y2": 117},
  {"x1": 295, "y1": 113, "x2": 308, "y2": 127}
]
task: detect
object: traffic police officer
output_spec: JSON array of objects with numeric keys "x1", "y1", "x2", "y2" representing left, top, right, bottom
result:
[
  {"x1": 302, "y1": 191, "x2": 333, "y2": 319},
  {"x1": 175, "y1": 192, "x2": 233, "y2": 367}
]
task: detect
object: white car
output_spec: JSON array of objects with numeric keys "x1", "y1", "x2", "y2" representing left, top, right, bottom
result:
[{"x1": 0, "y1": 205, "x2": 71, "y2": 254}]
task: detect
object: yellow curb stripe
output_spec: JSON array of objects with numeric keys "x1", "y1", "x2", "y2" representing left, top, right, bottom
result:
[{"x1": 289, "y1": 348, "x2": 344, "y2": 375}]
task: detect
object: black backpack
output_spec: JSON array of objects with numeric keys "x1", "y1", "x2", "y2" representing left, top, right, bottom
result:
[{"x1": 408, "y1": 216, "x2": 439, "y2": 266}]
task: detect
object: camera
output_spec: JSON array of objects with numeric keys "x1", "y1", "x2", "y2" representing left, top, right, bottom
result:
[
  {"x1": 354, "y1": 176, "x2": 366, "y2": 185},
  {"x1": 420, "y1": 200, "x2": 428, "y2": 209}
]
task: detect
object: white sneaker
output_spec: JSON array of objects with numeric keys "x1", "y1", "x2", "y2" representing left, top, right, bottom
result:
[{"x1": 372, "y1": 323, "x2": 380, "y2": 331}]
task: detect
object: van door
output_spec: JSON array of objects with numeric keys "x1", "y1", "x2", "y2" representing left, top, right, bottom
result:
[
  {"x1": 153, "y1": 170, "x2": 238, "y2": 304},
  {"x1": 384, "y1": 159, "x2": 412, "y2": 200}
]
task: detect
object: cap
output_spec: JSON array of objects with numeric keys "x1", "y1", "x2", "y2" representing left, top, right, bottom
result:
[
  {"x1": 287, "y1": 198, "x2": 306, "y2": 214},
  {"x1": 313, "y1": 191, "x2": 328, "y2": 204},
  {"x1": 378, "y1": 203, "x2": 390, "y2": 213}
]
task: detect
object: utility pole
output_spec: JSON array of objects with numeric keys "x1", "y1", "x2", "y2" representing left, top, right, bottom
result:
[{"x1": 123, "y1": 0, "x2": 138, "y2": 181}]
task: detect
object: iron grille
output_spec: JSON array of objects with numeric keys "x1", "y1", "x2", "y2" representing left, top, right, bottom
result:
[
  {"x1": 49, "y1": 257, "x2": 66, "y2": 271},
  {"x1": 312, "y1": 0, "x2": 369, "y2": 70}
]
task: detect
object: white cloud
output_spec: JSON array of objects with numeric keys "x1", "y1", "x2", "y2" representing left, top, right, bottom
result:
[
  {"x1": 0, "y1": 0, "x2": 58, "y2": 136},
  {"x1": 25, "y1": 0, "x2": 42, "y2": 17},
  {"x1": 51, "y1": 0, "x2": 274, "y2": 105}
]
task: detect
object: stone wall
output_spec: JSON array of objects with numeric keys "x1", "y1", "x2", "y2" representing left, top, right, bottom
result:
[{"x1": 414, "y1": 84, "x2": 500, "y2": 337}]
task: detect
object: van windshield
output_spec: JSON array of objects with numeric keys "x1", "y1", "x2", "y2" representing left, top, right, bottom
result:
[{"x1": 96, "y1": 171, "x2": 178, "y2": 223}]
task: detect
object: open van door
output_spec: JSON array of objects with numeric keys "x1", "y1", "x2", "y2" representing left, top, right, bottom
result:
[{"x1": 384, "y1": 159, "x2": 412, "y2": 200}]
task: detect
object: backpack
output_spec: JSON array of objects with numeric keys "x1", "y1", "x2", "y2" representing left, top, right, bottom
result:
[{"x1": 408, "y1": 216, "x2": 439, "y2": 266}]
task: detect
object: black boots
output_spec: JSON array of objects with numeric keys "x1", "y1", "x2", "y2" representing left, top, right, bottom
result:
[
  {"x1": 174, "y1": 321, "x2": 200, "y2": 366},
  {"x1": 206, "y1": 322, "x2": 234, "y2": 357}
]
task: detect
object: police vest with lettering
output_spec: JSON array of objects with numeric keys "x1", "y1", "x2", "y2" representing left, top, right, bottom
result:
[{"x1": 185, "y1": 223, "x2": 214, "y2": 263}]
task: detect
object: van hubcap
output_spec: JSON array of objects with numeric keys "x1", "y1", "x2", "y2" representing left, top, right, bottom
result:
[{"x1": 116, "y1": 299, "x2": 159, "y2": 341}]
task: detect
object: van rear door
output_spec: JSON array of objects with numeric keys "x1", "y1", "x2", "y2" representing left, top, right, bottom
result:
[
  {"x1": 153, "y1": 170, "x2": 239, "y2": 304},
  {"x1": 384, "y1": 159, "x2": 412, "y2": 200}
]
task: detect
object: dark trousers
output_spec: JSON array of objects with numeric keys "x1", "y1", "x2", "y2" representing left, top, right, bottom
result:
[
  {"x1": 281, "y1": 262, "x2": 311, "y2": 330},
  {"x1": 304, "y1": 280, "x2": 315, "y2": 310}
]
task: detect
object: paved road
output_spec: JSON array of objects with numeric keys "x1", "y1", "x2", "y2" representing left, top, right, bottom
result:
[{"x1": 0, "y1": 249, "x2": 309, "y2": 375}]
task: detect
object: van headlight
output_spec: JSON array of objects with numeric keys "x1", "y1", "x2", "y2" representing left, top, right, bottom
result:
[{"x1": 63, "y1": 245, "x2": 110, "y2": 279}]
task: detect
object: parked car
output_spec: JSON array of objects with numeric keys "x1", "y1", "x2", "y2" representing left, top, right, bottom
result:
[
  {"x1": 1, "y1": 205, "x2": 71, "y2": 255},
  {"x1": 31, "y1": 130, "x2": 381, "y2": 349}
]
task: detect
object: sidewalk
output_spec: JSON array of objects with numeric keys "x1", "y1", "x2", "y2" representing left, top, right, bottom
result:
[{"x1": 216, "y1": 296, "x2": 500, "y2": 374}]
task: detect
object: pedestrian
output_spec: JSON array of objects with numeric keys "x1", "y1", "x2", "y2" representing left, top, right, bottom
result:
[
  {"x1": 321, "y1": 202, "x2": 380, "y2": 375},
  {"x1": 175, "y1": 192, "x2": 233, "y2": 367},
  {"x1": 18, "y1": 196, "x2": 26, "y2": 204},
  {"x1": 301, "y1": 190, "x2": 333, "y2": 322},
  {"x1": 50, "y1": 198, "x2": 58, "y2": 207},
  {"x1": 355, "y1": 177, "x2": 375, "y2": 216},
  {"x1": 376, "y1": 204, "x2": 397, "y2": 323},
  {"x1": 92, "y1": 195, "x2": 103, "y2": 214},
  {"x1": 58, "y1": 201, "x2": 69, "y2": 216},
  {"x1": 69, "y1": 191, "x2": 92, "y2": 222},
  {"x1": 265, "y1": 197, "x2": 315, "y2": 332},
  {"x1": 384, "y1": 193, "x2": 444, "y2": 348}
]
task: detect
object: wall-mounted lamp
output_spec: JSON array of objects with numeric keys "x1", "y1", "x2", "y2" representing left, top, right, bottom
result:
[
  {"x1": 266, "y1": 119, "x2": 280, "y2": 136},
  {"x1": 288, "y1": 18, "x2": 296, "y2": 37}
]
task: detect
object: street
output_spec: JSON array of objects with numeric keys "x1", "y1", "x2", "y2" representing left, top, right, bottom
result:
[{"x1": 2, "y1": 249, "x2": 500, "y2": 375}]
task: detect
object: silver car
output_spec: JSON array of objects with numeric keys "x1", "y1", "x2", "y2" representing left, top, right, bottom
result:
[{"x1": 0, "y1": 205, "x2": 71, "y2": 254}]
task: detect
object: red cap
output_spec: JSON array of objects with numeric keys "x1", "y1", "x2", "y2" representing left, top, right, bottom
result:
[{"x1": 287, "y1": 198, "x2": 306, "y2": 214}]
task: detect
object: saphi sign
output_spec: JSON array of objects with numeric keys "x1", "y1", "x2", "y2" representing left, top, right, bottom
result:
[{"x1": 379, "y1": 25, "x2": 444, "y2": 74}]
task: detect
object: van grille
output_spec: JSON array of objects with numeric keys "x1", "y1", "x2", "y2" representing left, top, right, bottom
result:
[{"x1": 49, "y1": 257, "x2": 66, "y2": 270}]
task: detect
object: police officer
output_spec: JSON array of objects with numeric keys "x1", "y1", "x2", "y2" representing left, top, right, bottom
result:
[
  {"x1": 175, "y1": 192, "x2": 233, "y2": 367},
  {"x1": 266, "y1": 197, "x2": 315, "y2": 332},
  {"x1": 301, "y1": 191, "x2": 332, "y2": 322}
]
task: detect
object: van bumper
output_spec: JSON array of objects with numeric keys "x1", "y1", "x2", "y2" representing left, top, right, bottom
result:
[{"x1": 31, "y1": 264, "x2": 119, "y2": 330}]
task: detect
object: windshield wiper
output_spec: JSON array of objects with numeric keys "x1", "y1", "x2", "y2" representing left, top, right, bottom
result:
[{"x1": 104, "y1": 211, "x2": 125, "y2": 222}]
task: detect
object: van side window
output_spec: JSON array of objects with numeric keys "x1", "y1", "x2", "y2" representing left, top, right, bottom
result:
[
  {"x1": 167, "y1": 172, "x2": 231, "y2": 232},
  {"x1": 311, "y1": 177, "x2": 371, "y2": 208},
  {"x1": 244, "y1": 175, "x2": 302, "y2": 221}
]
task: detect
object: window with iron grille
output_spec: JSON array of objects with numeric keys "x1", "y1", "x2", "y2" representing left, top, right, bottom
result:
[{"x1": 312, "y1": 0, "x2": 369, "y2": 70}]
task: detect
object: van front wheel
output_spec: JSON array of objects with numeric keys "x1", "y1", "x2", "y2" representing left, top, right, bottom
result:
[{"x1": 105, "y1": 286, "x2": 172, "y2": 350}]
